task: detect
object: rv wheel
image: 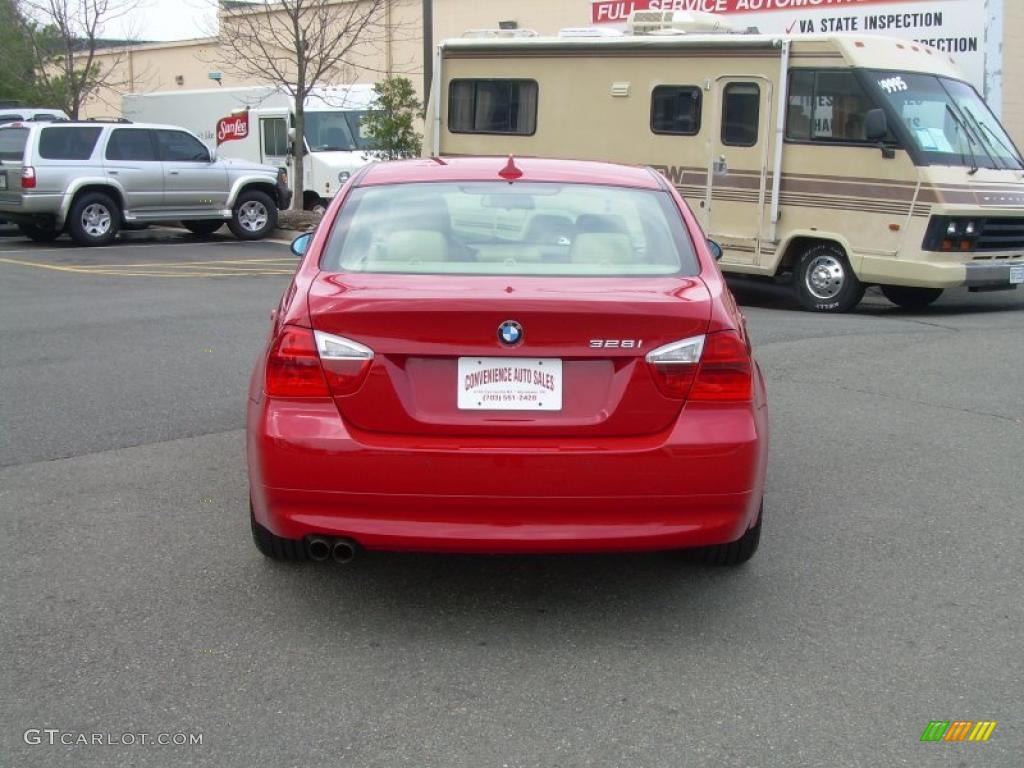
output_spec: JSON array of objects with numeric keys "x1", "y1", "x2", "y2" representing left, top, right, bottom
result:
[
  {"x1": 794, "y1": 243, "x2": 865, "y2": 313},
  {"x1": 880, "y1": 286, "x2": 944, "y2": 310}
]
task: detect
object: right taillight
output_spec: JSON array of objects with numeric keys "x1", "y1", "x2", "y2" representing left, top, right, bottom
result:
[
  {"x1": 20, "y1": 166, "x2": 36, "y2": 189},
  {"x1": 646, "y1": 330, "x2": 753, "y2": 402}
]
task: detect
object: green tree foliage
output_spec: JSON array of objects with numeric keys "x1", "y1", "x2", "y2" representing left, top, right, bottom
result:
[
  {"x1": 0, "y1": 0, "x2": 49, "y2": 105},
  {"x1": 362, "y1": 76, "x2": 423, "y2": 161}
]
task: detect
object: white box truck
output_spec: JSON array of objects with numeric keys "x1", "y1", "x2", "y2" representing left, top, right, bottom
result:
[{"x1": 123, "y1": 85, "x2": 376, "y2": 211}]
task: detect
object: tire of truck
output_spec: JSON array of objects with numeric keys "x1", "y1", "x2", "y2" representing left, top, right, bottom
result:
[
  {"x1": 18, "y1": 221, "x2": 61, "y2": 243},
  {"x1": 182, "y1": 220, "x2": 224, "y2": 237},
  {"x1": 228, "y1": 190, "x2": 277, "y2": 241},
  {"x1": 794, "y1": 243, "x2": 865, "y2": 313},
  {"x1": 67, "y1": 192, "x2": 121, "y2": 247},
  {"x1": 880, "y1": 285, "x2": 944, "y2": 310}
]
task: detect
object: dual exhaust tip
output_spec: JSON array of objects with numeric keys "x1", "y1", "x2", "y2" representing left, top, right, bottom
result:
[{"x1": 307, "y1": 536, "x2": 357, "y2": 563}]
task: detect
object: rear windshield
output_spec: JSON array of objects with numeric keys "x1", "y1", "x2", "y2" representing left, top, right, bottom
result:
[
  {"x1": 38, "y1": 126, "x2": 101, "y2": 160},
  {"x1": 321, "y1": 182, "x2": 698, "y2": 276},
  {"x1": 0, "y1": 127, "x2": 28, "y2": 160}
]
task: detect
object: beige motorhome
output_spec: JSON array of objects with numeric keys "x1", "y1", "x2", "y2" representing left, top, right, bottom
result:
[{"x1": 425, "y1": 15, "x2": 1024, "y2": 312}]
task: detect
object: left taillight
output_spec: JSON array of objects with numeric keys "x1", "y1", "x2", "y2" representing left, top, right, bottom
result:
[
  {"x1": 265, "y1": 325, "x2": 330, "y2": 397},
  {"x1": 313, "y1": 330, "x2": 373, "y2": 395},
  {"x1": 645, "y1": 330, "x2": 753, "y2": 402},
  {"x1": 21, "y1": 166, "x2": 36, "y2": 189},
  {"x1": 264, "y1": 326, "x2": 374, "y2": 398}
]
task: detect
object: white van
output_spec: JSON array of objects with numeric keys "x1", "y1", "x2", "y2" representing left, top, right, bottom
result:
[
  {"x1": 426, "y1": 16, "x2": 1024, "y2": 312},
  {"x1": 124, "y1": 85, "x2": 376, "y2": 212}
]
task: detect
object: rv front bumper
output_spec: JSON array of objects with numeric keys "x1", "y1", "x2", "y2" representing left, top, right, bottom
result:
[{"x1": 963, "y1": 260, "x2": 1024, "y2": 291}]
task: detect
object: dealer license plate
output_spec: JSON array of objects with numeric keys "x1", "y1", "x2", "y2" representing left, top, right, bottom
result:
[
  {"x1": 457, "y1": 357, "x2": 562, "y2": 411},
  {"x1": 0, "y1": 172, "x2": 7, "y2": 191},
  {"x1": 1011, "y1": 264, "x2": 1024, "y2": 284}
]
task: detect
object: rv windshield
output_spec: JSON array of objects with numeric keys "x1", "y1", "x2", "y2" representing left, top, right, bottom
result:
[
  {"x1": 304, "y1": 110, "x2": 375, "y2": 152},
  {"x1": 867, "y1": 71, "x2": 1023, "y2": 170}
]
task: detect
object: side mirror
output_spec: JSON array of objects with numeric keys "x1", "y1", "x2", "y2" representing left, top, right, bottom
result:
[
  {"x1": 290, "y1": 232, "x2": 313, "y2": 257},
  {"x1": 865, "y1": 108, "x2": 888, "y2": 142},
  {"x1": 207, "y1": 147, "x2": 217, "y2": 163},
  {"x1": 706, "y1": 239, "x2": 723, "y2": 261}
]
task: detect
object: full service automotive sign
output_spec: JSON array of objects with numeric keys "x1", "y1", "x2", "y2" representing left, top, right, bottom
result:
[{"x1": 590, "y1": 0, "x2": 987, "y2": 89}]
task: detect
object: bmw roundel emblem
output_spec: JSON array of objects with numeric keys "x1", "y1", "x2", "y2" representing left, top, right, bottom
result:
[{"x1": 498, "y1": 320, "x2": 523, "y2": 346}]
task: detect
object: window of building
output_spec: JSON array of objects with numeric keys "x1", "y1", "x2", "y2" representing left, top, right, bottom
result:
[
  {"x1": 721, "y1": 83, "x2": 760, "y2": 147},
  {"x1": 787, "y1": 70, "x2": 877, "y2": 143},
  {"x1": 105, "y1": 129, "x2": 157, "y2": 161},
  {"x1": 448, "y1": 79, "x2": 538, "y2": 135},
  {"x1": 651, "y1": 86, "x2": 702, "y2": 135},
  {"x1": 155, "y1": 130, "x2": 210, "y2": 162},
  {"x1": 39, "y1": 126, "x2": 102, "y2": 160}
]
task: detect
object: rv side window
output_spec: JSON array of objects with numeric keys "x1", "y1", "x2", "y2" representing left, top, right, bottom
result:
[
  {"x1": 787, "y1": 70, "x2": 878, "y2": 144},
  {"x1": 448, "y1": 79, "x2": 538, "y2": 135},
  {"x1": 721, "y1": 83, "x2": 760, "y2": 147},
  {"x1": 651, "y1": 86, "x2": 701, "y2": 136}
]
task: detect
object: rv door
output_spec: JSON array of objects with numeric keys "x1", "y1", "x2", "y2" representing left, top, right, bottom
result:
[{"x1": 708, "y1": 77, "x2": 772, "y2": 267}]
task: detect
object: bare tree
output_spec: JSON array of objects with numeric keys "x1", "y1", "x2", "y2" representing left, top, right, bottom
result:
[
  {"x1": 217, "y1": 0, "x2": 397, "y2": 210},
  {"x1": 22, "y1": 0, "x2": 140, "y2": 119}
]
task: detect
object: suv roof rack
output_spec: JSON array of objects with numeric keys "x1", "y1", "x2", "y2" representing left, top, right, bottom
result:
[{"x1": 80, "y1": 117, "x2": 133, "y2": 123}]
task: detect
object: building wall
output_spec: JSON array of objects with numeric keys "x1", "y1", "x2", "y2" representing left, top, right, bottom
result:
[
  {"x1": 1002, "y1": 0, "x2": 1024, "y2": 146},
  {"x1": 82, "y1": 0, "x2": 1024, "y2": 148}
]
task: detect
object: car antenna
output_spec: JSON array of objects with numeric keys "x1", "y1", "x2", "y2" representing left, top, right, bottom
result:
[{"x1": 499, "y1": 155, "x2": 523, "y2": 180}]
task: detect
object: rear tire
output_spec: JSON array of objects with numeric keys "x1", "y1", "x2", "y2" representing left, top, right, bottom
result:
[
  {"x1": 18, "y1": 221, "x2": 60, "y2": 243},
  {"x1": 68, "y1": 192, "x2": 120, "y2": 246},
  {"x1": 228, "y1": 190, "x2": 277, "y2": 240},
  {"x1": 250, "y1": 503, "x2": 306, "y2": 561},
  {"x1": 881, "y1": 285, "x2": 944, "y2": 310},
  {"x1": 686, "y1": 504, "x2": 762, "y2": 566},
  {"x1": 182, "y1": 219, "x2": 224, "y2": 237},
  {"x1": 794, "y1": 243, "x2": 864, "y2": 313}
]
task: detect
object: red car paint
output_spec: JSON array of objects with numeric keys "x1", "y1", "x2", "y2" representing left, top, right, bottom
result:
[{"x1": 247, "y1": 157, "x2": 768, "y2": 555}]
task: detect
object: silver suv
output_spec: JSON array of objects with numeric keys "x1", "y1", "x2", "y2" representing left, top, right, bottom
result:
[{"x1": 0, "y1": 120, "x2": 291, "y2": 246}]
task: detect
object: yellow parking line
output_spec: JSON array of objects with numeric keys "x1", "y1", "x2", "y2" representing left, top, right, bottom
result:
[{"x1": 0, "y1": 257, "x2": 294, "y2": 277}]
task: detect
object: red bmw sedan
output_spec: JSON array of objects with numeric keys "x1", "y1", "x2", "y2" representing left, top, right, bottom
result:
[{"x1": 247, "y1": 157, "x2": 768, "y2": 564}]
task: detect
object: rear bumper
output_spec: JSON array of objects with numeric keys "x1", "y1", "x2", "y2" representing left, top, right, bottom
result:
[{"x1": 247, "y1": 390, "x2": 769, "y2": 554}]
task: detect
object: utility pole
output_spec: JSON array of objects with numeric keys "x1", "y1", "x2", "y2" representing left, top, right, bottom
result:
[{"x1": 422, "y1": 0, "x2": 433, "y2": 101}]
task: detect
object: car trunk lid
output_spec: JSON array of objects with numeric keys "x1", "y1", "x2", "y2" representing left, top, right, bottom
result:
[{"x1": 307, "y1": 272, "x2": 712, "y2": 437}]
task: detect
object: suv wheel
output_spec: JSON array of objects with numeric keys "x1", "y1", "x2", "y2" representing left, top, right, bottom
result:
[
  {"x1": 182, "y1": 220, "x2": 224, "y2": 237},
  {"x1": 881, "y1": 285, "x2": 944, "y2": 310},
  {"x1": 228, "y1": 190, "x2": 277, "y2": 240},
  {"x1": 794, "y1": 243, "x2": 865, "y2": 313},
  {"x1": 18, "y1": 221, "x2": 61, "y2": 243},
  {"x1": 68, "y1": 192, "x2": 120, "y2": 246}
]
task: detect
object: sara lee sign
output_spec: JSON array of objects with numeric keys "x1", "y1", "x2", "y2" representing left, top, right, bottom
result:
[
  {"x1": 216, "y1": 113, "x2": 249, "y2": 145},
  {"x1": 590, "y1": 0, "x2": 991, "y2": 94}
]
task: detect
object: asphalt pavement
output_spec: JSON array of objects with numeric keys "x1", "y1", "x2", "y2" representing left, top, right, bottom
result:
[{"x1": 1, "y1": 229, "x2": 1021, "y2": 767}]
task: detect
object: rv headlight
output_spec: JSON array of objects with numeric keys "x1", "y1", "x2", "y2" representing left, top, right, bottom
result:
[
  {"x1": 945, "y1": 221, "x2": 960, "y2": 236},
  {"x1": 338, "y1": 171, "x2": 351, "y2": 183},
  {"x1": 964, "y1": 221, "x2": 976, "y2": 236}
]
